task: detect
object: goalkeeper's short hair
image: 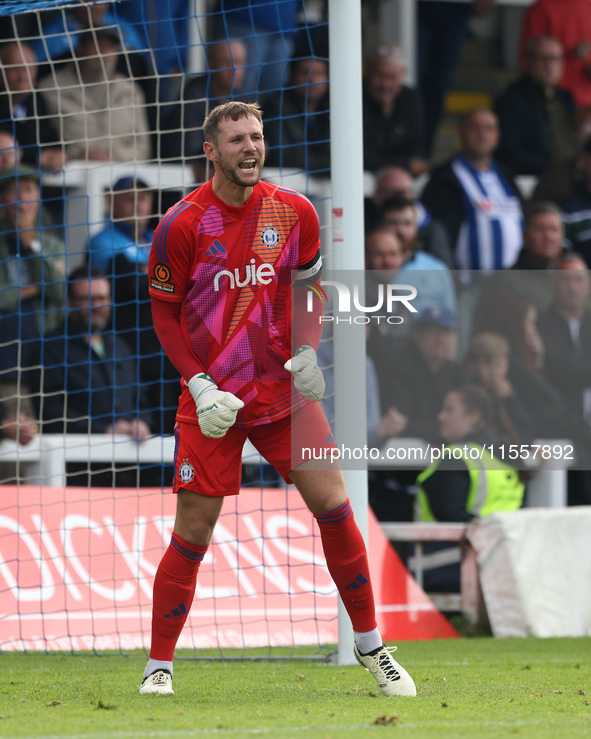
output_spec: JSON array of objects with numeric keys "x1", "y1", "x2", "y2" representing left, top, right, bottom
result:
[{"x1": 203, "y1": 101, "x2": 263, "y2": 145}]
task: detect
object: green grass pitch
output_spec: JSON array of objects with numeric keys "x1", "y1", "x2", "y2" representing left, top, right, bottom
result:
[{"x1": 0, "y1": 637, "x2": 589, "y2": 739}]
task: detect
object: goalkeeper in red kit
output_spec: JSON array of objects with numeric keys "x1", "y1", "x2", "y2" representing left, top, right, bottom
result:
[{"x1": 140, "y1": 101, "x2": 416, "y2": 697}]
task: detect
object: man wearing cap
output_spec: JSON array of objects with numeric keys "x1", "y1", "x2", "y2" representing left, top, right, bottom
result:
[
  {"x1": 37, "y1": 27, "x2": 151, "y2": 163},
  {"x1": 88, "y1": 175, "x2": 179, "y2": 434},
  {"x1": 0, "y1": 164, "x2": 66, "y2": 423},
  {"x1": 89, "y1": 175, "x2": 154, "y2": 273}
]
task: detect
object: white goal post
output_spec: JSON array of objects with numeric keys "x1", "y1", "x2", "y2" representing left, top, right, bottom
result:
[{"x1": 327, "y1": 0, "x2": 368, "y2": 667}]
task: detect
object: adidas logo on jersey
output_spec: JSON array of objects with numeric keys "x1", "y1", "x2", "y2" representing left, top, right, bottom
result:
[
  {"x1": 213, "y1": 260, "x2": 276, "y2": 291},
  {"x1": 206, "y1": 240, "x2": 227, "y2": 257}
]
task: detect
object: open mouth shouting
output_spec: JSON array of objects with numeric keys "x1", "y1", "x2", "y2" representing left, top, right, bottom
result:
[{"x1": 238, "y1": 158, "x2": 258, "y2": 174}]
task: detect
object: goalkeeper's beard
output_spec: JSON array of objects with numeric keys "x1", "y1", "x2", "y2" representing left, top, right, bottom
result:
[{"x1": 218, "y1": 151, "x2": 265, "y2": 188}]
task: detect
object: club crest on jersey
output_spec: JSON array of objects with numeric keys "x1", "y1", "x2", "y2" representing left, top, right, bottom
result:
[
  {"x1": 260, "y1": 226, "x2": 280, "y2": 248},
  {"x1": 178, "y1": 459, "x2": 195, "y2": 483}
]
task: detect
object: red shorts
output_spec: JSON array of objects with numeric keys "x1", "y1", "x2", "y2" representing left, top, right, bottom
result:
[{"x1": 172, "y1": 401, "x2": 337, "y2": 496}]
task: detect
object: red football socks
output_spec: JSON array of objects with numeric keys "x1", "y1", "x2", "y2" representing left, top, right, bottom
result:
[
  {"x1": 149, "y1": 532, "x2": 207, "y2": 661},
  {"x1": 314, "y1": 499, "x2": 377, "y2": 633}
]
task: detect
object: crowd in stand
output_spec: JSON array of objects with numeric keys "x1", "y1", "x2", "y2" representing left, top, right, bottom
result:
[{"x1": 0, "y1": 0, "x2": 590, "y2": 516}]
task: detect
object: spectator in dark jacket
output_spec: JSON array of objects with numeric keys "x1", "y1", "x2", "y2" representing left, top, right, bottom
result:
[
  {"x1": 537, "y1": 253, "x2": 591, "y2": 424},
  {"x1": 39, "y1": 266, "x2": 152, "y2": 439},
  {"x1": 366, "y1": 306, "x2": 466, "y2": 525},
  {"x1": 475, "y1": 202, "x2": 570, "y2": 336},
  {"x1": 561, "y1": 137, "x2": 591, "y2": 268},
  {"x1": 473, "y1": 287, "x2": 590, "y2": 445},
  {"x1": 495, "y1": 35, "x2": 576, "y2": 177},
  {"x1": 0, "y1": 164, "x2": 66, "y2": 430},
  {"x1": 474, "y1": 285, "x2": 591, "y2": 505},
  {"x1": 510, "y1": 201, "x2": 568, "y2": 271},
  {"x1": 0, "y1": 41, "x2": 64, "y2": 170},
  {"x1": 362, "y1": 44, "x2": 428, "y2": 177},
  {"x1": 262, "y1": 54, "x2": 330, "y2": 174},
  {"x1": 518, "y1": 0, "x2": 591, "y2": 109},
  {"x1": 369, "y1": 307, "x2": 465, "y2": 444},
  {"x1": 532, "y1": 106, "x2": 591, "y2": 204},
  {"x1": 537, "y1": 254, "x2": 591, "y2": 506},
  {"x1": 159, "y1": 39, "x2": 249, "y2": 180}
]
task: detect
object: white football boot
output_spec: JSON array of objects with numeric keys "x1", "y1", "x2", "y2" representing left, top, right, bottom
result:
[
  {"x1": 354, "y1": 644, "x2": 417, "y2": 697},
  {"x1": 139, "y1": 669, "x2": 174, "y2": 695}
]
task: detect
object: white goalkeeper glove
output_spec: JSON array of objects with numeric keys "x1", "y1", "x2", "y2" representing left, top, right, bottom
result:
[
  {"x1": 284, "y1": 345, "x2": 325, "y2": 401},
  {"x1": 186, "y1": 373, "x2": 244, "y2": 439}
]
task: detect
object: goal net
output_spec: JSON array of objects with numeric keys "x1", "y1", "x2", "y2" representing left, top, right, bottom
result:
[{"x1": 0, "y1": 0, "x2": 341, "y2": 656}]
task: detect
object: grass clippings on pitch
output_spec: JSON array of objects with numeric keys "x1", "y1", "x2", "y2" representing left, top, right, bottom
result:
[{"x1": 0, "y1": 637, "x2": 589, "y2": 739}]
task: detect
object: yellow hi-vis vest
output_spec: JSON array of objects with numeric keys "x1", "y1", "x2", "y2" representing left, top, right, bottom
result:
[{"x1": 416, "y1": 443, "x2": 525, "y2": 521}]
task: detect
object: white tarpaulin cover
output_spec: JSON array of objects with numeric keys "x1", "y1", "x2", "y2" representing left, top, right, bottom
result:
[{"x1": 467, "y1": 507, "x2": 591, "y2": 638}]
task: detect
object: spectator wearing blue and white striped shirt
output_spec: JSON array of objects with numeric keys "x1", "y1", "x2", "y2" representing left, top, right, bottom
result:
[{"x1": 422, "y1": 109, "x2": 525, "y2": 271}]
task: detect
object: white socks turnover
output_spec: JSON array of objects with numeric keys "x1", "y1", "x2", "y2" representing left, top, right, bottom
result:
[
  {"x1": 353, "y1": 627, "x2": 382, "y2": 655},
  {"x1": 144, "y1": 658, "x2": 173, "y2": 678}
]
